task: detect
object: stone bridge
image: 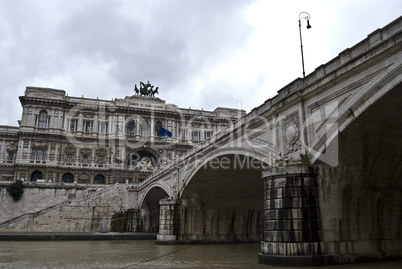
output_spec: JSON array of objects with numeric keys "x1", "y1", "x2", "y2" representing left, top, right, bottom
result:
[{"x1": 137, "y1": 17, "x2": 402, "y2": 265}]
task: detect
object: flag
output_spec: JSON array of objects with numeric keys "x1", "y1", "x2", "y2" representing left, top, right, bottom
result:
[{"x1": 159, "y1": 127, "x2": 172, "y2": 137}]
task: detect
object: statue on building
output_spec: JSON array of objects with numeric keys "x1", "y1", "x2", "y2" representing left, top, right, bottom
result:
[
  {"x1": 134, "y1": 81, "x2": 159, "y2": 97},
  {"x1": 134, "y1": 157, "x2": 154, "y2": 173}
]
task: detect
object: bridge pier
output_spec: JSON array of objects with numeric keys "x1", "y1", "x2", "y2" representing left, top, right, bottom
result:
[
  {"x1": 156, "y1": 198, "x2": 181, "y2": 244},
  {"x1": 259, "y1": 166, "x2": 326, "y2": 266}
]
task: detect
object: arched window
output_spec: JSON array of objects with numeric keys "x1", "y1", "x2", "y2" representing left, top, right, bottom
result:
[
  {"x1": 37, "y1": 110, "x2": 48, "y2": 128},
  {"x1": 94, "y1": 174, "x2": 106, "y2": 184},
  {"x1": 31, "y1": 171, "x2": 43, "y2": 181},
  {"x1": 62, "y1": 173, "x2": 74, "y2": 183},
  {"x1": 141, "y1": 119, "x2": 149, "y2": 136},
  {"x1": 155, "y1": 121, "x2": 162, "y2": 136},
  {"x1": 126, "y1": 120, "x2": 136, "y2": 135}
]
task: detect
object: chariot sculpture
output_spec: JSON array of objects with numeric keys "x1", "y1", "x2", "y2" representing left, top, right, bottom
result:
[{"x1": 134, "y1": 81, "x2": 159, "y2": 97}]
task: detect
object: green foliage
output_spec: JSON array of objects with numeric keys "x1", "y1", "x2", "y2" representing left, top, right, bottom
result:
[
  {"x1": 298, "y1": 153, "x2": 311, "y2": 166},
  {"x1": 7, "y1": 180, "x2": 24, "y2": 201}
]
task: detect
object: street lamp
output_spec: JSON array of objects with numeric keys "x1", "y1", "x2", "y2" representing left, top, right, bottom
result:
[{"x1": 299, "y1": 11, "x2": 312, "y2": 78}]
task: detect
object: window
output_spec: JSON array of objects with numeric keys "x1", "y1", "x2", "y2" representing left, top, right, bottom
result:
[
  {"x1": 155, "y1": 121, "x2": 162, "y2": 136},
  {"x1": 83, "y1": 155, "x2": 88, "y2": 164},
  {"x1": 141, "y1": 120, "x2": 149, "y2": 136},
  {"x1": 68, "y1": 119, "x2": 78, "y2": 131},
  {"x1": 8, "y1": 152, "x2": 14, "y2": 161},
  {"x1": 31, "y1": 171, "x2": 43, "y2": 181},
  {"x1": 98, "y1": 156, "x2": 103, "y2": 164},
  {"x1": 192, "y1": 131, "x2": 200, "y2": 141},
  {"x1": 62, "y1": 173, "x2": 74, "y2": 183},
  {"x1": 205, "y1": 131, "x2": 212, "y2": 139},
  {"x1": 94, "y1": 174, "x2": 106, "y2": 184},
  {"x1": 36, "y1": 149, "x2": 42, "y2": 161},
  {"x1": 126, "y1": 120, "x2": 136, "y2": 135},
  {"x1": 67, "y1": 154, "x2": 72, "y2": 163},
  {"x1": 31, "y1": 149, "x2": 36, "y2": 161},
  {"x1": 32, "y1": 149, "x2": 46, "y2": 161},
  {"x1": 99, "y1": 122, "x2": 108, "y2": 134},
  {"x1": 83, "y1": 121, "x2": 93, "y2": 133},
  {"x1": 37, "y1": 110, "x2": 48, "y2": 128},
  {"x1": 179, "y1": 129, "x2": 186, "y2": 140}
]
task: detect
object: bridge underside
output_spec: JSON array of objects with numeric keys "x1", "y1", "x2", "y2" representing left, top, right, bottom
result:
[
  {"x1": 157, "y1": 154, "x2": 265, "y2": 243},
  {"x1": 315, "y1": 82, "x2": 402, "y2": 263}
]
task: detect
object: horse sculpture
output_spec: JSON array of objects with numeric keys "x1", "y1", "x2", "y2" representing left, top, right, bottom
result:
[{"x1": 134, "y1": 81, "x2": 159, "y2": 97}]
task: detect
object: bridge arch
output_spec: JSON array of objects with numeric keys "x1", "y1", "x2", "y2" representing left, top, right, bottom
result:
[
  {"x1": 138, "y1": 183, "x2": 169, "y2": 233},
  {"x1": 179, "y1": 147, "x2": 271, "y2": 196},
  {"x1": 177, "y1": 148, "x2": 269, "y2": 243}
]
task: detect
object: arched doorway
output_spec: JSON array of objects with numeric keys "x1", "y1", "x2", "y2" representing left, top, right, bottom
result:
[
  {"x1": 31, "y1": 171, "x2": 43, "y2": 181},
  {"x1": 62, "y1": 172, "x2": 74, "y2": 183},
  {"x1": 94, "y1": 174, "x2": 106, "y2": 184}
]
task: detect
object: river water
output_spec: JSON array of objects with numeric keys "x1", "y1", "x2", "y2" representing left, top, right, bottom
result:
[{"x1": 0, "y1": 240, "x2": 401, "y2": 269}]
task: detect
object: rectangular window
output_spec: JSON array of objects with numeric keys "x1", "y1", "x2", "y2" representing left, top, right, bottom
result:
[
  {"x1": 31, "y1": 149, "x2": 36, "y2": 161},
  {"x1": 8, "y1": 152, "x2": 14, "y2": 161},
  {"x1": 205, "y1": 131, "x2": 212, "y2": 139},
  {"x1": 192, "y1": 131, "x2": 200, "y2": 141},
  {"x1": 36, "y1": 149, "x2": 42, "y2": 161},
  {"x1": 98, "y1": 156, "x2": 103, "y2": 164},
  {"x1": 83, "y1": 121, "x2": 93, "y2": 133},
  {"x1": 179, "y1": 129, "x2": 186, "y2": 140},
  {"x1": 42, "y1": 150, "x2": 47, "y2": 161},
  {"x1": 83, "y1": 155, "x2": 88, "y2": 164},
  {"x1": 38, "y1": 117, "x2": 47, "y2": 128},
  {"x1": 99, "y1": 122, "x2": 108, "y2": 134},
  {"x1": 67, "y1": 154, "x2": 72, "y2": 163},
  {"x1": 69, "y1": 119, "x2": 78, "y2": 131}
]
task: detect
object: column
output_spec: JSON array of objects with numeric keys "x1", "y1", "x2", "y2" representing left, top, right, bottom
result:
[
  {"x1": 47, "y1": 142, "x2": 51, "y2": 162},
  {"x1": 259, "y1": 166, "x2": 323, "y2": 266},
  {"x1": 94, "y1": 113, "x2": 99, "y2": 136},
  {"x1": 63, "y1": 111, "x2": 68, "y2": 130},
  {"x1": 27, "y1": 140, "x2": 32, "y2": 162},
  {"x1": 156, "y1": 198, "x2": 181, "y2": 244},
  {"x1": 135, "y1": 117, "x2": 141, "y2": 135},
  {"x1": 150, "y1": 116, "x2": 155, "y2": 142},
  {"x1": 54, "y1": 143, "x2": 59, "y2": 164}
]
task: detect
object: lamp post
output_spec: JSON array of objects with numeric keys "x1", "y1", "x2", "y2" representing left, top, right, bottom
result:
[{"x1": 299, "y1": 12, "x2": 312, "y2": 78}]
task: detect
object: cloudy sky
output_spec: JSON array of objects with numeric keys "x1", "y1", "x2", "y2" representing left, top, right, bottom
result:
[{"x1": 0, "y1": 0, "x2": 400, "y2": 126}]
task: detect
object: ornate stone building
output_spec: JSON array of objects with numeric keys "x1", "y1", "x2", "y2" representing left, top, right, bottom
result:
[{"x1": 0, "y1": 86, "x2": 244, "y2": 184}]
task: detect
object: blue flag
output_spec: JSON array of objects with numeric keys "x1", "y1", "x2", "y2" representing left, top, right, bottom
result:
[{"x1": 160, "y1": 127, "x2": 172, "y2": 137}]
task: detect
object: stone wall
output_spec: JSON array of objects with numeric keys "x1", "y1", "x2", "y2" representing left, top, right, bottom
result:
[
  {"x1": 0, "y1": 182, "x2": 136, "y2": 232},
  {"x1": 0, "y1": 182, "x2": 91, "y2": 223}
]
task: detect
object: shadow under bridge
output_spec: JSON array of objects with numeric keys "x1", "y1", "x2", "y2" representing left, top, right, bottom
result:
[{"x1": 174, "y1": 153, "x2": 267, "y2": 243}]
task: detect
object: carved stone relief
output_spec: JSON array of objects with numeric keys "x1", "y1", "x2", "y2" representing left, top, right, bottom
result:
[
  {"x1": 96, "y1": 148, "x2": 107, "y2": 156},
  {"x1": 32, "y1": 144, "x2": 48, "y2": 150},
  {"x1": 80, "y1": 148, "x2": 92, "y2": 155},
  {"x1": 65, "y1": 145, "x2": 76, "y2": 154},
  {"x1": 6, "y1": 142, "x2": 17, "y2": 152},
  {"x1": 285, "y1": 114, "x2": 302, "y2": 154}
]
